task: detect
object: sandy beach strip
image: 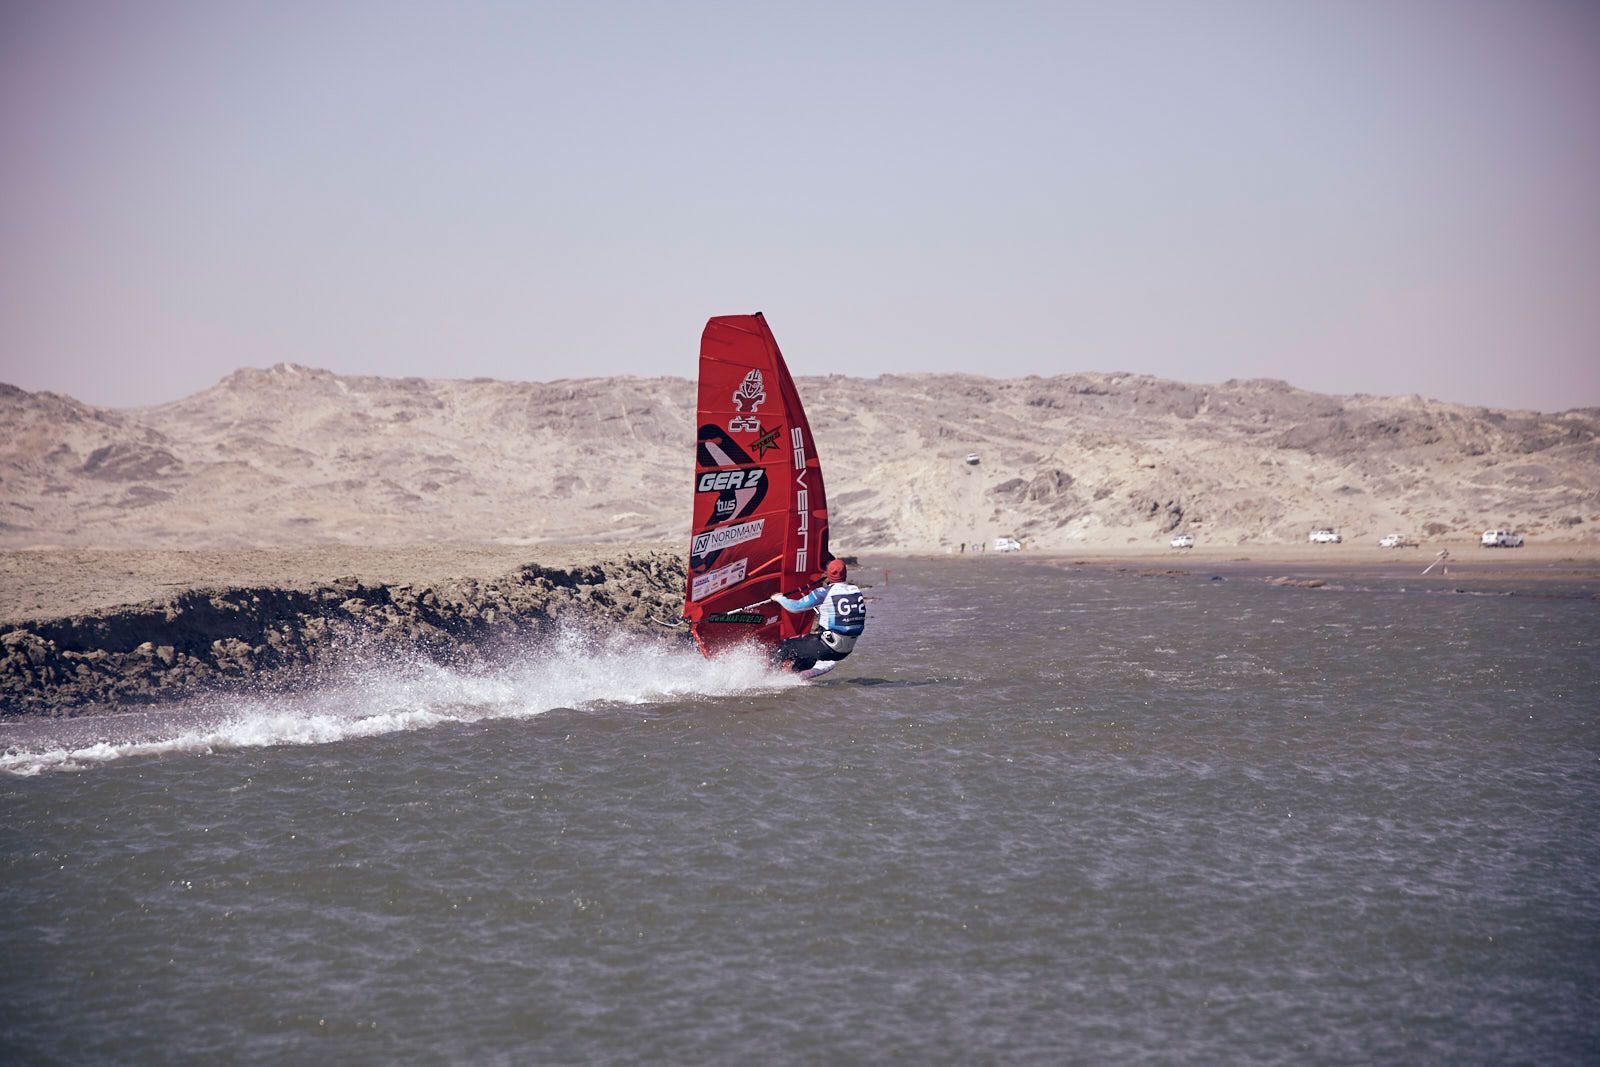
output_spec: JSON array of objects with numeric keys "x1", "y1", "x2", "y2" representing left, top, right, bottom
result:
[
  {"x1": 890, "y1": 540, "x2": 1600, "y2": 592},
  {"x1": 6, "y1": 539, "x2": 1594, "y2": 628},
  {"x1": 1039, "y1": 541, "x2": 1600, "y2": 581}
]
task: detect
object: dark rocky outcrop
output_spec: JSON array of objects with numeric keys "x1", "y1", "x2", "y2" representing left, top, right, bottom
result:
[{"x1": 0, "y1": 551, "x2": 686, "y2": 718}]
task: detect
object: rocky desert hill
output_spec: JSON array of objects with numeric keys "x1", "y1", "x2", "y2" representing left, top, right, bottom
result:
[{"x1": 2, "y1": 364, "x2": 1596, "y2": 550}]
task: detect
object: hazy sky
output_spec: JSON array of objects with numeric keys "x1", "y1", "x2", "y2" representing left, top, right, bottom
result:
[{"x1": 2, "y1": 0, "x2": 1596, "y2": 410}]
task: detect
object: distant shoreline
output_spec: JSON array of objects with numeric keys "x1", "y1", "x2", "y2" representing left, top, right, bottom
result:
[
  {"x1": 4, "y1": 538, "x2": 1596, "y2": 717},
  {"x1": 5, "y1": 537, "x2": 1595, "y2": 623},
  {"x1": 900, "y1": 539, "x2": 1600, "y2": 567},
  {"x1": 886, "y1": 541, "x2": 1600, "y2": 596}
]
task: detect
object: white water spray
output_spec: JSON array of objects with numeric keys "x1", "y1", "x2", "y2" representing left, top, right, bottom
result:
[{"x1": 1, "y1": 628, "x2": 799, "y2": 777}]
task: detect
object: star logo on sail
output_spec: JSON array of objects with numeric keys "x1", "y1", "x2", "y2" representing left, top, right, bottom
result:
[{"x1": 750, "y1": 425, "x2": 781, "y2": 457}]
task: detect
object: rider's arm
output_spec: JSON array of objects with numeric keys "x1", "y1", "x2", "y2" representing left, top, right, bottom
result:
[{"x1": 770, "y1": 585, "x2": 828, "y2": 612}]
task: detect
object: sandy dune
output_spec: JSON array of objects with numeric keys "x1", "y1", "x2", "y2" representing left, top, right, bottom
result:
[{"x1": 2, "y1": 365, "x2": 1596, "y2": 554}]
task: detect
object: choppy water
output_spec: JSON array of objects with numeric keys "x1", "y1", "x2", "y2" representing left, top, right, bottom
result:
[{"x1": 3, "y1": 559, "x2": 1597, "y2": 1064}]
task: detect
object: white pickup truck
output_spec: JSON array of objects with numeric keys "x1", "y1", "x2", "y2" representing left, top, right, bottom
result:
[
  {"x1": 1308, "y1": 529, "x2": 1343, "y2": 544},
  {"x1": 1481, "y1": 529, "x2": 1524, "y2": 548}
]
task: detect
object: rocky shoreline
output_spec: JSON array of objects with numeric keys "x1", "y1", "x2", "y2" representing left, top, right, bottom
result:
[{"x1": 0, "y1": 550, "x2": 687, "y2": 718}]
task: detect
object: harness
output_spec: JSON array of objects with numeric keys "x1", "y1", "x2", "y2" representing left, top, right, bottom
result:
[{"x1": 819, "y1": 630, "x2": 857, "y2": 653}]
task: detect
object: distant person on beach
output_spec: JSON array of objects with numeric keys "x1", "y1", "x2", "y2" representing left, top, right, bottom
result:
[{"x1": 769, "y1": 559, "x2": 866, "y2": 676}]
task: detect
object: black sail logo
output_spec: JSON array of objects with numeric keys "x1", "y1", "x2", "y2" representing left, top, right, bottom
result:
[{"x1": 693, "y1": 423, "x2": 770, "y2": 569}]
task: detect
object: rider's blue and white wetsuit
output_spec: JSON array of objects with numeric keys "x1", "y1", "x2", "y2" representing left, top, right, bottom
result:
[{"x1": 770, "y1": 581, "x2": 866, "y2": 672}]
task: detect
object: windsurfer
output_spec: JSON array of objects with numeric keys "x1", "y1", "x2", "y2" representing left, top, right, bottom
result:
[{"x1": 769, "y1": 559, "x2": 866, "y2": 674}]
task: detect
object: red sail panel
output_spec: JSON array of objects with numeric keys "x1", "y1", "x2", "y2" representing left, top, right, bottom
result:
[{"x1": 685, "y1": 314, "x2": 831, "y2": 657}]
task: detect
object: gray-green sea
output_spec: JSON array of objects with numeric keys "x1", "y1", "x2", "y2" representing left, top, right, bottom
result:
[{"x1": 4, "y1": 558, "x2": 1597, "y2": 1063}]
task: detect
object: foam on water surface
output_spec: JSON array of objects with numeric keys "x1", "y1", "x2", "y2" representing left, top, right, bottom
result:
[{"x1": 1, "y1": 628, "x2": 797, "y2": 777}]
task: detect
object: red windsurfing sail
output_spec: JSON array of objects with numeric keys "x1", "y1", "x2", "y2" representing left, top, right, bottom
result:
[{"x1": 684, "y1": 314, "x2": 830, "y2": 657}]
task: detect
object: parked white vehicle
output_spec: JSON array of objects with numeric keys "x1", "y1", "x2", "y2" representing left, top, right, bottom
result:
[
  {"x1": 993, "y1": 537, "x2": 1021, "y2": 552},
  {"x1": 1481, "y1": 529, "x2": 1524, "y2": 548},
  {"x1": 1378, "y1": 534, "x2": 1416, "y2": 548},
  {"x1": 965, "y1": 453, "x2": 981, "y2": 465},
  {"x1": 1308, "y1": 529, "x2": 1343, "y2": 544},
  {"x1": 1170, "y1": 534, "x2": 1195, "y2": 549}
]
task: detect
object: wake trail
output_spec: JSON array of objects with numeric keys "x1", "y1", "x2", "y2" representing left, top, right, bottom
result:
[{"x1": 1, "y1": 628, "x2": 798, "y2": 777}]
